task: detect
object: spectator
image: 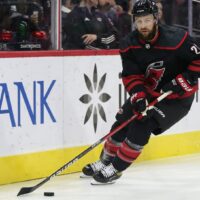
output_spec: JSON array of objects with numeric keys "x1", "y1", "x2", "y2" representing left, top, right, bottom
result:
[
  {"x1": 6, "y1": 4, "x2": 48, "y2": 50},
  {"x1": 26, "y1": 0, "x2": 44, "y2": 27},
  {"x1": 98, "y1": 0, "x2": 118, "y2": 28},
  {"x1": 26, "y1": 0, "x2": 51, "y2": 49},
  {"x1": 9, "y1": 5, "x2": 37, "y2": 42},
  {"x1": 63, "y1": 0, "x2": 119, "y2": 49},
  {"x1": 116, "y1": 0, "x2": 132, "y2": 40},
  {"x1": 0, "y1": 0, "x2": 51, "y2": 50},
  {"x1": 155, "y1": 0, "x2": 165, "y2": 24},
  {"x1": 62, "y1": 0, "x2": 79, "y2": 49},
  {"x1": 62, "y1": 0, "x2": 73, "y2": 17}
]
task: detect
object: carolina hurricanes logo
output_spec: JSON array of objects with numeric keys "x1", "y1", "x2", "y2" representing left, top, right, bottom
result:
[{"x1": 145, "y1": 61, "x2": 165, "y2": 90}]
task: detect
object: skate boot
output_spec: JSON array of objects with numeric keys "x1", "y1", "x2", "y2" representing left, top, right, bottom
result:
[
  {"x1": 80, "y1": 160, "x2": 106, "y2": 178},
  {"x1": 91, "y1": 163, "x2": 122, "y2": 185}
]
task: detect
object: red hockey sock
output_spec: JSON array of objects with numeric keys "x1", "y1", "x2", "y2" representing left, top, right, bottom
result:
[{"x1": 112, "y1": 140, "x2": 143, "y2": 171}]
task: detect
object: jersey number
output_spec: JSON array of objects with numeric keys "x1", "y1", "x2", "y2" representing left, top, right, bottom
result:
[{"x1": 191, "y1": 44, "x2": 200, "y2": 55}]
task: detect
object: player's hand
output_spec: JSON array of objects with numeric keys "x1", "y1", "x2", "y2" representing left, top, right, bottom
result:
[
  {"x1": 130, "y1": 91, "x2": 147, "y2": 114},
  {"x1": 161, "y1": 73, "x2": 197, "y2": 96},
  {"x1": 82, "y1": 34, "x2": 97, "y2": 45}
]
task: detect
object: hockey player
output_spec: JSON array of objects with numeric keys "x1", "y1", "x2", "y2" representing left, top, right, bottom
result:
[{"x1": 82, "y1": 0, "x2": 200, "y2": 184}]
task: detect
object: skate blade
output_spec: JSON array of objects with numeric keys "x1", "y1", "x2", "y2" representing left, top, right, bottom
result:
[
  {"x1": 80, "y1": 173, "x2": 92, "y2": 178},
  {"x1": 90, "y1": 179, "x2": 116, "y2": 185}
]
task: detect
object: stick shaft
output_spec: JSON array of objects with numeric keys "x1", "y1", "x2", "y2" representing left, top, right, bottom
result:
[
  {"x1": 33, "y1": 114, "x2": 138, "y2": 190},
  {"x1": 18, "y1": 91, "x2": 171, "y2": 195}
]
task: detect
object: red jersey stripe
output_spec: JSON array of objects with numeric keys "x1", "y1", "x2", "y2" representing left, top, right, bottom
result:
[
  {"x1": 188, "y1": 65, "x2": 200, "y2": 72},
  {"x1": 119, "y1": 46, "x2": 142, "y2": 53},
  {"x1": 192, "y1": 60, "x2": 200, "y2": 65},
  {"x1": 154, "y1": 32, "x2": 188, "y2": 50},
  {"x1": 122, "y1": 75, "x2": 144, "y2": 86},
  {"x1": 126, "y1": 80, "x2": 144, "y2": 92}
]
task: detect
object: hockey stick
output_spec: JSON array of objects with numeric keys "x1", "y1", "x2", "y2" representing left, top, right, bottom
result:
[{"x1": 17, "y1": 91, "x2": 172, "y2": 196}]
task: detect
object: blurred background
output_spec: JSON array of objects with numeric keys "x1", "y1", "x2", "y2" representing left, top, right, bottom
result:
[{"x1": 0, "y1": 0, "x2": 199, "y2": 51}]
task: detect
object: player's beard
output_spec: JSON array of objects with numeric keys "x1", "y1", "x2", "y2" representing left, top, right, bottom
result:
[{"x1": 138, "y1": 23, "x2": 157, "y2": 41}]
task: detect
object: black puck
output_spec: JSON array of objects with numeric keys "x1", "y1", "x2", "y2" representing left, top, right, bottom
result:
[{"x1": 44, "y1": 192, "x2": 55, "y2": 196}]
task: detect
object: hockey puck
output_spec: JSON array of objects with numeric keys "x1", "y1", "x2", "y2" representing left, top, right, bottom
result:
[{"x1": 44, "y1": 192, "x2": 55, "y2": 197}]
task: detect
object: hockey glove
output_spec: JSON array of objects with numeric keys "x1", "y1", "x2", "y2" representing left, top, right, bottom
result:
[
  {"x1": 130, "y1": 91, "x2": 147, "y2": 114},
  {"x1": 161, "y1": 73, "x2": 198, "y2": 96}
]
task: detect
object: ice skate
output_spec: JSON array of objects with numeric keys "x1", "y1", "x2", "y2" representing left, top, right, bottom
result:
[
  {"x1": 80, "y1": 160, "x2": 106, "y2": 178},
  {"x1": 91, "y1": 163, "x2": 122, "y2": 185}
]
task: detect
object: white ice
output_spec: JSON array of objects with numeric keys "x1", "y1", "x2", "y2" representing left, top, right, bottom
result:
[{"x1": 1, "y1": 153, "x2": 200, "y2": 200}]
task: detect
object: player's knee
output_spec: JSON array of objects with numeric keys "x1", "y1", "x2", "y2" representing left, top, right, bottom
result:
[
  {"x1": 127, "y1": 119, "x2": 158, "y2": 146},
  {"x1": 110, "y1": 121, "x2": 128, "y2": 142},
  {"x1": 128, "y1": 133, "x2": 151, "y2": 146}
]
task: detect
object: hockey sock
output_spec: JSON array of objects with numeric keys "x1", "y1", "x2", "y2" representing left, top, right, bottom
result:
[
  {"x1": 112, "y1": 139, "x2": 143, "y2": 172},
  {"x1": 100, "y1": 137, "x2": 122, "y2": 165}
]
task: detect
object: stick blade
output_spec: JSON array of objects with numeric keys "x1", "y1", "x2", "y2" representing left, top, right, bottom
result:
[{"x1": 17, "y1": 187, "x2": 34, "y2": 196}]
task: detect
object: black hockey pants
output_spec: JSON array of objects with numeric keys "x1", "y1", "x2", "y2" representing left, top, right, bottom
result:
[{"x1": 110, "y1": 95, "x2": 195, "y2": 146}]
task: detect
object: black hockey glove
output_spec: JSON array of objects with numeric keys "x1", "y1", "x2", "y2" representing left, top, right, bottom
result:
[
  {"x1": 130, "y1": 91, "x2": 147, "y2": 114},
  {"x1": 161, "y1": 73, "x2": 198, "y2": 96}
]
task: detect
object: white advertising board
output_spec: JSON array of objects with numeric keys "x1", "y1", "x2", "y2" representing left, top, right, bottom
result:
[
  {"x1": 0, "y1": 57, "x2": 64, "y2": 156},
  {"x1": 0, "y1": 54, "x2": 199, "y2": 157}
]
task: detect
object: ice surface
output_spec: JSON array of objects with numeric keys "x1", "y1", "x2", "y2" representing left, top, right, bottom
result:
[{"x1": 1, "y1": 153, "x2": 200, "y2": 200}]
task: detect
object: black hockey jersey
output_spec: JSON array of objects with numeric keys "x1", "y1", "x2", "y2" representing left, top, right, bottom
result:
[{"x1": 119, "y1": 24, "x2": 200, "y2": 99}]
